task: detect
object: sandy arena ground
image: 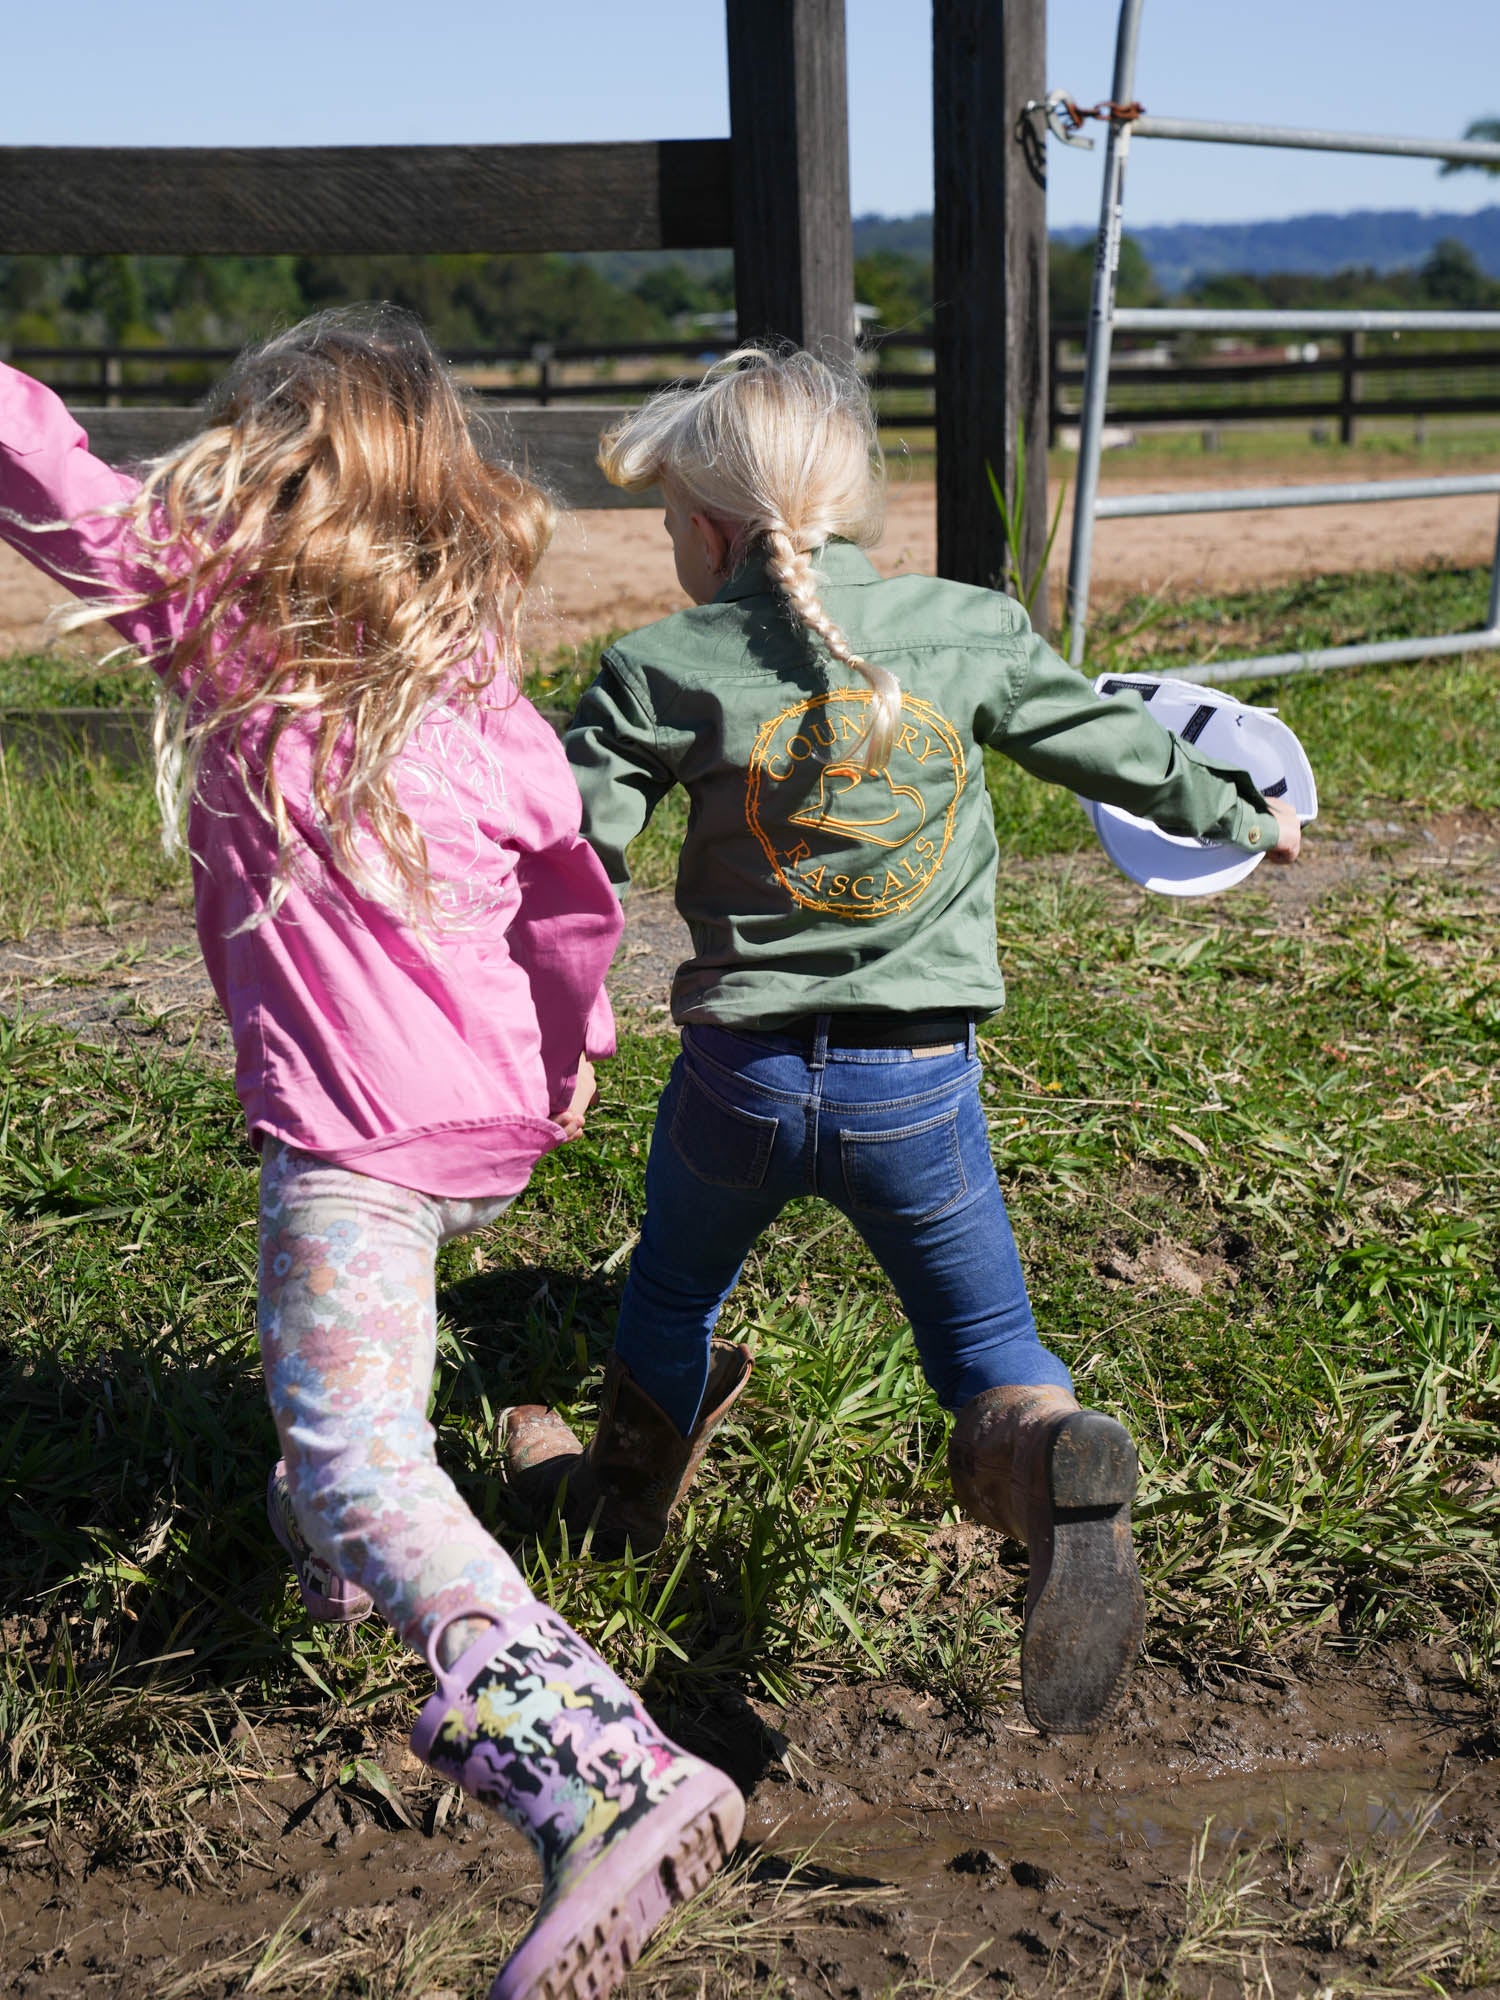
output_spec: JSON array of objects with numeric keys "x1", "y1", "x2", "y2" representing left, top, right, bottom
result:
[
  {"x1": 521, "y1": 459, "x2": 1500, "y2": 658},
  {"x1": 3, "y1": 460, "x2": 1498, "y2": 662}
]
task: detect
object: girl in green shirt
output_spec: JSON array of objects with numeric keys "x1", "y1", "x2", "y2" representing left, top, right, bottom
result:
[{"x1": 503, "y1": 348, "x2": 1299, "y2": 1735}]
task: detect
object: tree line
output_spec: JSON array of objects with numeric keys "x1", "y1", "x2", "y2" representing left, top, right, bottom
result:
[{"x1": 2, "y1": 234, "x2": 1497, "y2": 354}]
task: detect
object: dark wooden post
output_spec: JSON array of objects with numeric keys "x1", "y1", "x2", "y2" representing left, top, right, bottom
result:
[
  {"x1": 726, "y1": 0, "x2": 855, "y2": 354},
  {"x1": 933, "y1": 0, "x2": 1050, "y2": 628},
  {"x1": 1338, "y1": 330, "x2": 1363, "y2": 446}
]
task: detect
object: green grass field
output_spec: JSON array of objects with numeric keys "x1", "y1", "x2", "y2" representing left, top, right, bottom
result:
[{"x1": 1, "y1": 569, "x2": 1498, "y2": 1985}]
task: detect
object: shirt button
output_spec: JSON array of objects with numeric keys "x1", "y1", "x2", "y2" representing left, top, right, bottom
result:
[{"x1": 1247, "y1": 827, "x2": 1261, "y2": 845}]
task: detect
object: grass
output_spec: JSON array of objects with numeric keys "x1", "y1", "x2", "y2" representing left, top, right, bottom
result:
[
  {"x1": 0, "y1": 648, "x2": 156, "y2": 709},
  {"x1": 880, "y1": 410, "x2": 1500, "y2": 482},
  {"x1": 1069, "y1": 411, "x2": 1500, "y2": 472},
  {"x1": 1129, "y1": 1798, "x2": 1500, "y2": 1998},
  {"x1": 1, "y1": 567, "x2": 1499, "y2": 1986},
  {"x1": 2, "y1": 749, "x2": 1499, "y2": 1851}
]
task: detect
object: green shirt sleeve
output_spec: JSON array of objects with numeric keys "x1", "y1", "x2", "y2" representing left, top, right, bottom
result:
[
  {"x1": 563, "y1": 654, "x2": 678, "y2": 896},
  {"x1": 980, "y1": 628, "x2": 1281, "y2": 852}
]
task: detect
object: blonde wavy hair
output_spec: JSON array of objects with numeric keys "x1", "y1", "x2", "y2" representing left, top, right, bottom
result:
[
  {"x1": 72, "y1": 306, "x2": 554, "y2": 922},
  {"x1": 597, "y1": 346, "x2": 898, "y2": 769}
]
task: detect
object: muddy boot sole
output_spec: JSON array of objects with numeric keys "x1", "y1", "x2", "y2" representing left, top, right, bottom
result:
[
  {"x1": 488, "y1": 1769, "x2": 744, "y2": 2000},
  {"x1": 1021, "y1": 1410, "x2": 1145, "y2": 1735}
]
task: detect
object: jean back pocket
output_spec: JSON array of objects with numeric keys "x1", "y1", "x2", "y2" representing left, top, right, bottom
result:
[
  {"x1": 840, "y1": 1107, "x2": 967, "y2": 1222},
  {"x1": 669, "y1": 1065, "x2": 779, "y2": 1190}
]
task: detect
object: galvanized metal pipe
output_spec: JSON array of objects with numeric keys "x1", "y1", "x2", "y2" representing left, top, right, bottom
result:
[
  {"x1": 1174, "y1": 627, "x2": 1500, "y2": 686},
  {"x1": 1059, "y1": 0, "x2": 1500, "y2": 683},
  {"x1": 1131, "y1": 115, "x2": 1500, "y2": 168},
  {"x1": 1063, "y1": 0, "x2": 1146, "y2": 666},
  {"x1": 1114, "y1": 308, "x2": 1500, "y2": 334},
  {"x1": 1096, "y1": 473, "x2": 1500, "y2": 520}
]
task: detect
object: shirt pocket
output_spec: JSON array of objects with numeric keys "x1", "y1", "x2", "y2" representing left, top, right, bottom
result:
[
  {"x1": 840, "y1": 1107, "x2": 967, "y2": 1223},
  {"x1": 669, "y1": 1066, "x2": 779, "y2": 1190}
]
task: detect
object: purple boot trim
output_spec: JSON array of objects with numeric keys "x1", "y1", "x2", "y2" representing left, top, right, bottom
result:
[
  {"x1": 411, "y1": 1603, "x2": 744, "y2": 2000},
  {"x1": 266, "y1": 1462, "x2": 375, "y2": 1626}
]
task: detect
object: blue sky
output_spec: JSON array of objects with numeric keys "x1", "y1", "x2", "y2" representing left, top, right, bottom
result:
[{"x1": 10, "y1": 0, "x2": 1498, "y2": 229}]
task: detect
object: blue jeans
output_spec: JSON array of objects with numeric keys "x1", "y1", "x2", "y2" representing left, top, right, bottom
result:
[{"x1": 612, "y1": 1019, "x2": 1073, "y2": 1433}]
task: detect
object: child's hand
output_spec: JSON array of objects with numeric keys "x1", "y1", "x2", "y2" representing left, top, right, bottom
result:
[
  {"x1": 555, "y1": 1057, "x2": 599, "y2": 1141},
  {"x1": 1266, "y1": 797, "x2": 1302, "y2": 864}
]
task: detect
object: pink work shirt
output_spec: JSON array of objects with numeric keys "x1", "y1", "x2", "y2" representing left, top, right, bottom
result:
[{"x1": 0, "y1": 365, "x2": 622, "y2": 1197}]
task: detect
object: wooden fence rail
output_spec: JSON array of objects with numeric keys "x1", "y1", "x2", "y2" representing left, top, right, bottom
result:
[
  {"x1": 10, "y1": 329, "x2": 1500, "y2": 461},
  {"x1": 0, "y1": 143, "x2": 732, "y2": 257},
  {"x1": 1047, "y1": 325, "x2": 1500, "y2": 445}
]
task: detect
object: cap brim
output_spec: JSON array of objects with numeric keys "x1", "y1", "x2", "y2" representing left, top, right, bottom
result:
[
  {"x1": 1084, "y1": 798, "x2": 1265, "y2": 897},
  {"x1": 1081, "y1": 674, "x2": 1318, "y2": 896}
]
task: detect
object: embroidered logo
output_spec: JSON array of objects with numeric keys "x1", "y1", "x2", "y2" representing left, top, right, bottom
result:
[{"x1": 746, "y1": 690, "x2": 966, "y2": 920}]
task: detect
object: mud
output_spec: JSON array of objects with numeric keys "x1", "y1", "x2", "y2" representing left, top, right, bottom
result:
[{"x1": 3, "y1": 1647, "x2": 1496, "y2": 1998}]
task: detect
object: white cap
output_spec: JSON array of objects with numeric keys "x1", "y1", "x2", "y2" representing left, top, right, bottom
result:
[{"x1": 1082, "y1": 674, "x2": 1317, "y2": 898}]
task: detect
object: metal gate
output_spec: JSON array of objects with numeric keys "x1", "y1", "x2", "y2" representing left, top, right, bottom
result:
[{"x1": 1056, "y1": 0, "x2": 1500, "y2": 682}]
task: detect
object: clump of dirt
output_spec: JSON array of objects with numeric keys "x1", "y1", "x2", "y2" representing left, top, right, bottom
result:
[{"x1": 1097, "y1": 1232, "x2": 1238, "y2": 1295}]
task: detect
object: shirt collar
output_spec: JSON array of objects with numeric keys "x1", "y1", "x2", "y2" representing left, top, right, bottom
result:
[{"x1": 712, "y1": 538, "x2": 882, "y2": 605}]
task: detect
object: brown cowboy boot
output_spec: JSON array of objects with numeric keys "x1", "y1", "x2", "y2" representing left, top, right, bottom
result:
[
  {"x1": 500, "y1": 1340, "x2": 753, "y2": 1559},
  {"x1": 948, "y1": 1384, "x2": 1144, "y2": 1734}
]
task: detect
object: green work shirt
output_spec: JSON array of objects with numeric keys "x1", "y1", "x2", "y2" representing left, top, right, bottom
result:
[{"x1": 564, "y1": 541, "x2": 1278, "y2": 1029}]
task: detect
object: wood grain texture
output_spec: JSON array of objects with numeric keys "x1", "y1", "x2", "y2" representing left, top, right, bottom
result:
[
  {"x1": 0, "y1": 141, "x2": 731, "y2": 256},
  {"x1": 71, "y1": 408, "x2": 654, "y2": 510},
  {"x1": 933, "y1": 0, "x2": 1050, "y2": 626},
  {"x1": 726, "y1": 0, "x2": 855, "y2": 352}
]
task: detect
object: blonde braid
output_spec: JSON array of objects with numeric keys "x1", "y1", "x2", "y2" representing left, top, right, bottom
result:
[
  {"x1": 763, "y1": 528, "x2": 901, "y2": 773},
  {"x1": 596, "y1": 346, "x2": 899, "y2": 768}
]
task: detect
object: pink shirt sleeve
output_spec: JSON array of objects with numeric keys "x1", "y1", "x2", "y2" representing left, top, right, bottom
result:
[
  {"x1": 583, "y1": 985, "x2": 618, "y2": 1063},
  {"x1": 0, "y1": 361, "x2": 182, "y2": 660}
]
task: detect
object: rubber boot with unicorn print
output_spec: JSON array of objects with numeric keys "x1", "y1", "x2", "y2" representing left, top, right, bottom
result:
[{"x1": 410, "y1": 1600, "x2": 744, "y2": 1999}]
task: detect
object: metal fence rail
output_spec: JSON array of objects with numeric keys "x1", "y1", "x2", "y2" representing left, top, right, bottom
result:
[
  {"x1": 1114, "y1": 310, "x2": 1500, "y2": 334},
  {"x1": 1061, "y1": 0, "x2": 1500, "y2": 679},
  {"x1": 1129, "y1": 117, "x2": 1500, "y2": 166},
  {"x1": 1095, "y1": 473, "x2": 1500, "y2": 519}
]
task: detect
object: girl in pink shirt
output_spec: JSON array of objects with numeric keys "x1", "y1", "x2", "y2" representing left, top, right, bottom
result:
[{"x1": 0, "y1": 310, "x2": 740, "y2": 2000}]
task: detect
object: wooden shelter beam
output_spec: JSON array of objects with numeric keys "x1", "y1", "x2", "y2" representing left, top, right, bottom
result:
[{"x1": 0, "y1": 141, "x2": 732, "y2": 256}]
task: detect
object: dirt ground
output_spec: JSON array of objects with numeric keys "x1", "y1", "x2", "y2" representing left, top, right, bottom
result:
[
  {"x1": 3, "y1": 1642, "x2": 1496, "y2": 1998},
  {"x1": 4, "y1": 457, "x2": 1499, "y2": 663}
]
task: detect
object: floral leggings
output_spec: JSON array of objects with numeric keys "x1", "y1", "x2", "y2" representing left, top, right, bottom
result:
[{"x1": 258, "y1": 1139, "x2": 530, "y2": 1655}]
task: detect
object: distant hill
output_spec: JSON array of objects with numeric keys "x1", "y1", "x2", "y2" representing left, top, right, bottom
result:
[
  {"x1": 1050, "y1": 206, "x2": 1500, "y2": 291},
  {"x1": 580, "y1": 206, "x2": 1500, "y2": 295},
  {"x1": 850, "y1": 214, "x2": 935, "y2": 260},
  {"x1": 854, "y1": 207, "x2": 1500, "y2": 290}
]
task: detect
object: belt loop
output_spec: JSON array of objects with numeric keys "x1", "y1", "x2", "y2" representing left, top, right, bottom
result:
[
  {"x1": 809, "y1": 1013, "x2": 830, "y2": 1072},
  {"x1": 966, "y1": 1017, "x2": 978, "y2": 1060}
]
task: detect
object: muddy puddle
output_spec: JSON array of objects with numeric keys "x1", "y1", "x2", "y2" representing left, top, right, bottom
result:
[
  {"x1": 724, "y1": 1649, "x2": 1500, "y2": 1995},
  {"x1": 778, "y1": 1757, "x2": 1455, "y2": 1877},
  {"x1": 743, "y1": 1751, "x2": 1500, "y2": 1997},
  {"x1": 6, "y1": 1649, "x2": 1496, "y2": 1998}
]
